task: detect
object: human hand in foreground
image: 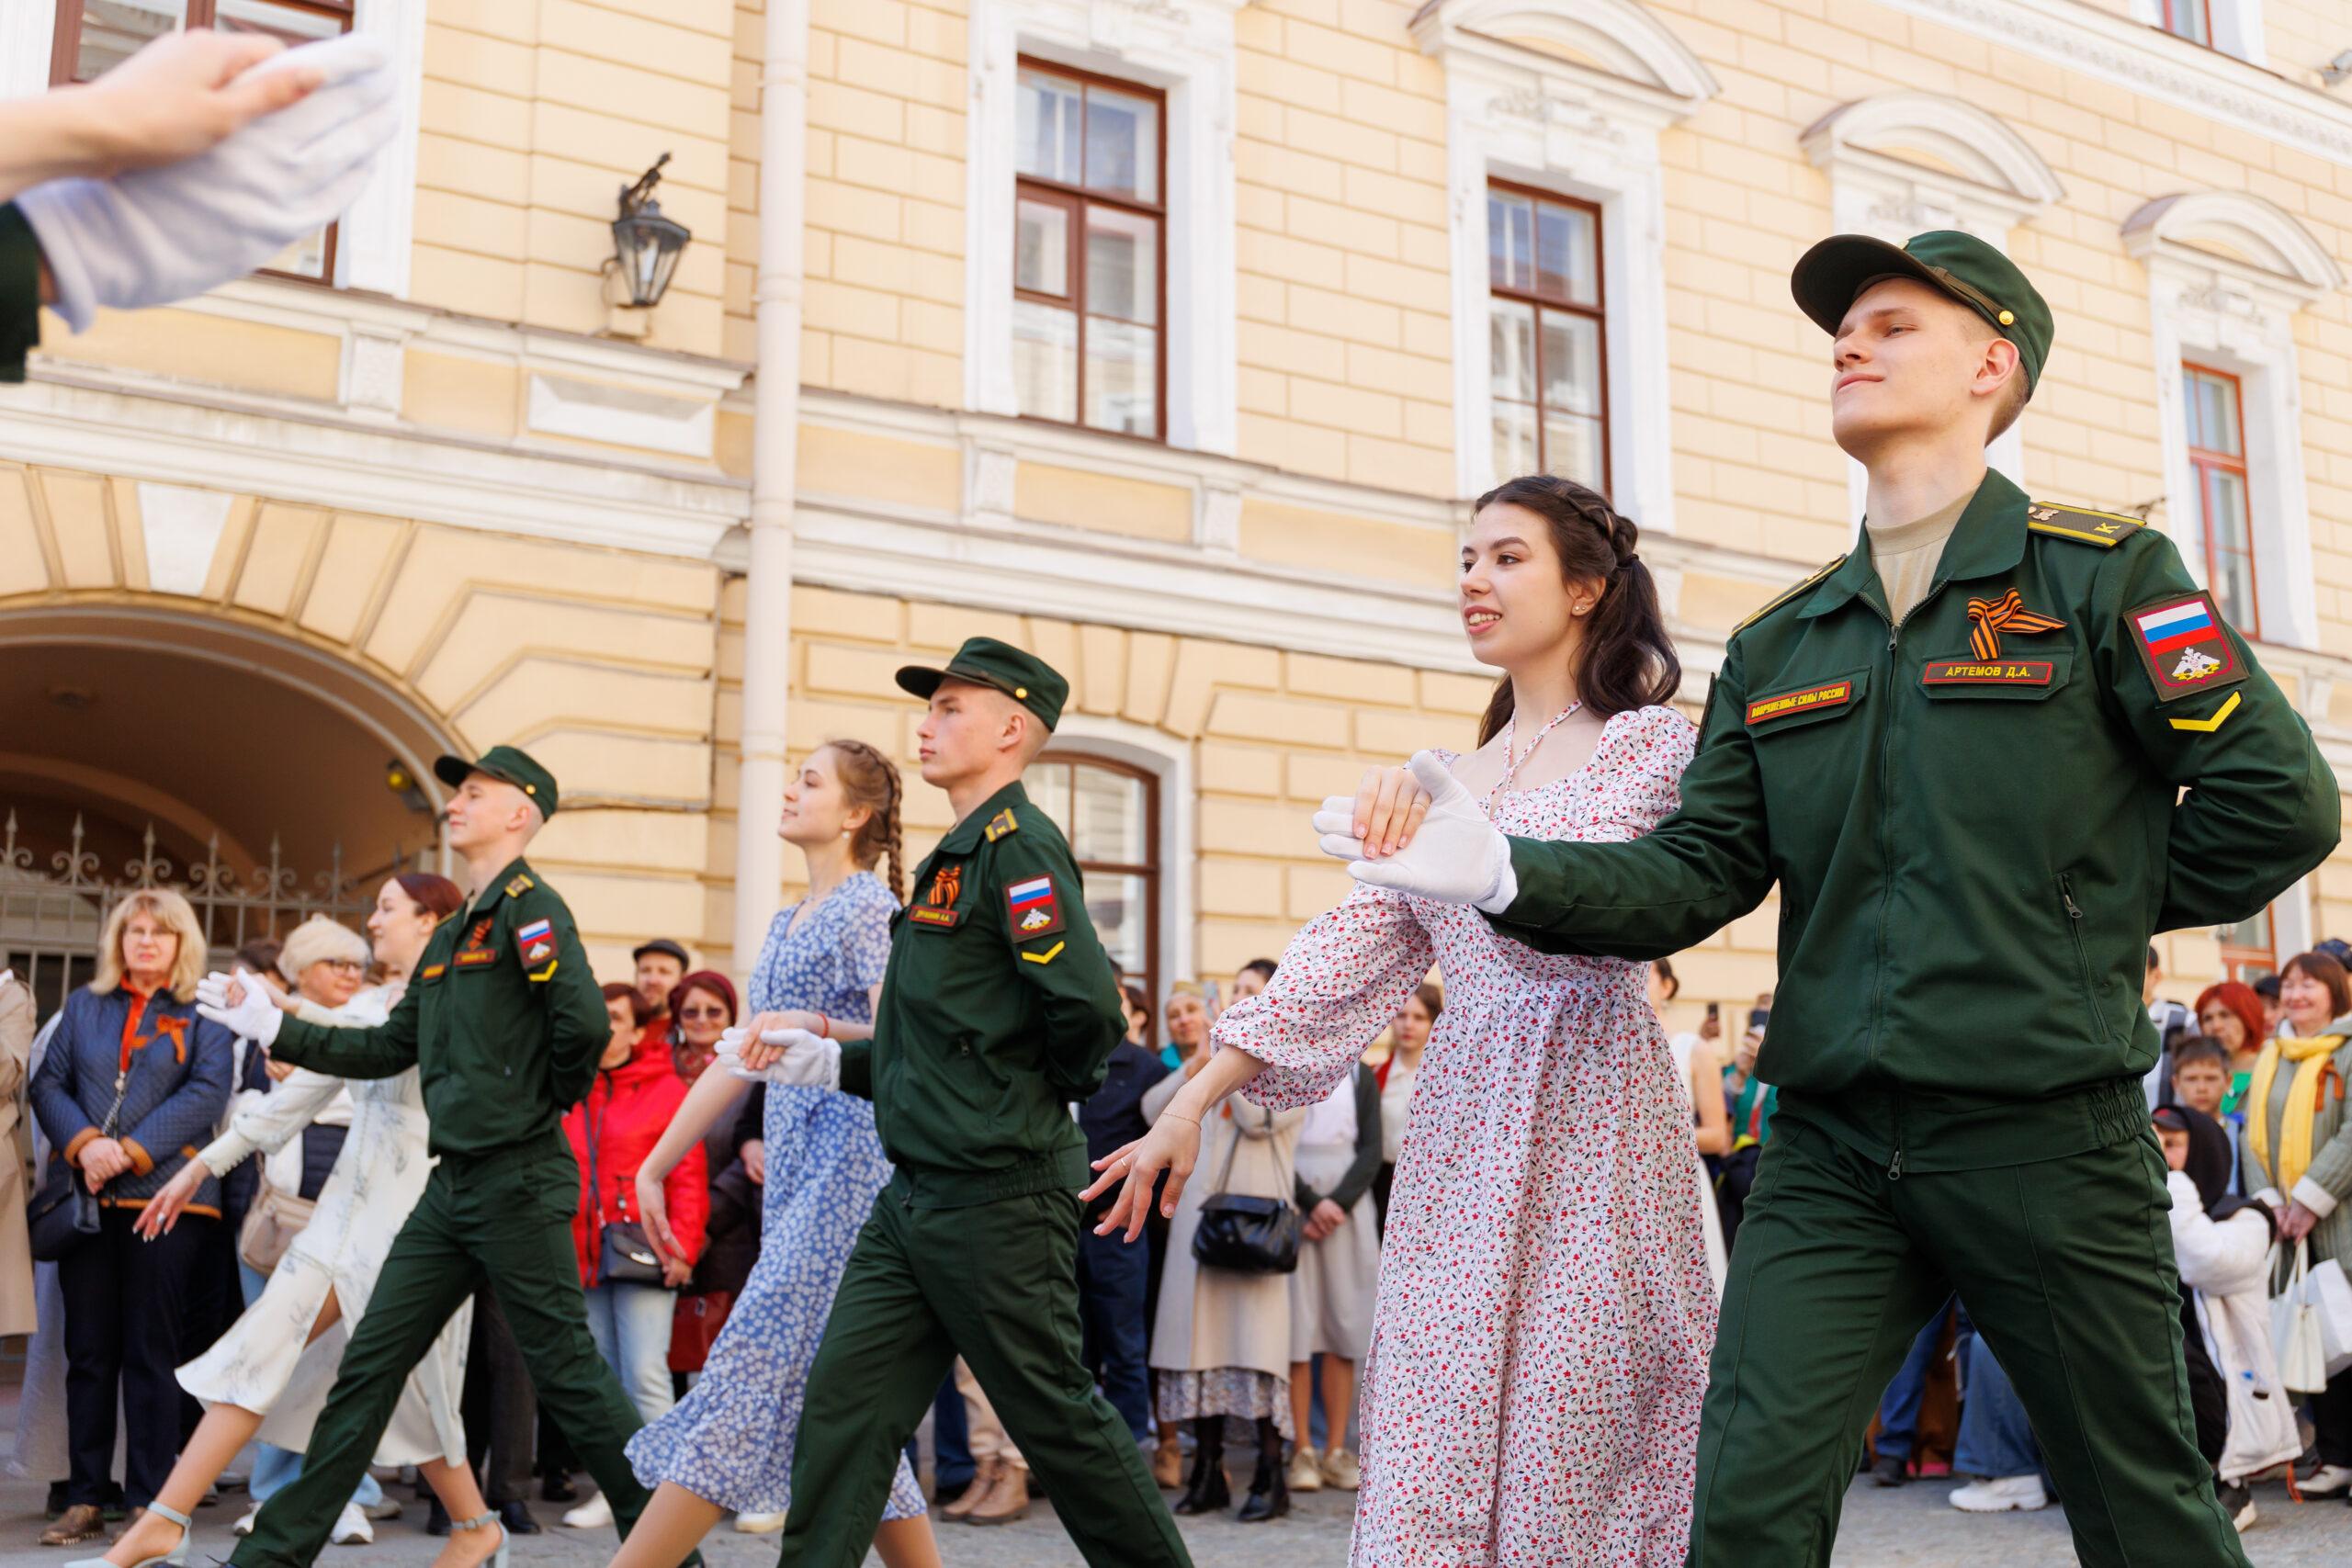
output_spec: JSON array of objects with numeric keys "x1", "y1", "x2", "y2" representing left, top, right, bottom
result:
[
  {"x1": 720, "y1": 1025, "x2": 839, "y2": 1089},
  {"x1": 1304, "y1": 1198, "x2": 1347, "y2": 1242},
  {"x1": 1319, "y1": 752, "x2": 1515, "y2": 909},
  {"x1": 741, "y1": 1138, "x2": 766, "y2": 1184},
  {"x1": 2279, "y1": 1200, "x2": 2321, "y2": 1241},
  {"x1": 77, "y1": 1136, "x2": 131, "y2": 1190},
  {"x1": 1331, "y1": 765, "x2": 1435, "y2": 861},
  {"x1": 1081, "y1": 1112, "x2": 1204, "y2": 1242},
  {"x1": 19, "y1": 34, "x2": 396, "y2": 332},
  {"x1": 198, "y1": 967, "x2": 282, "y2": 1046},
  {"x1": 135, "y1": 1159, "x2": 208, "y2": 1238}
]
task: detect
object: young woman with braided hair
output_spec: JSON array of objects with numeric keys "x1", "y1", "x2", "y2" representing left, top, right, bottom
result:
[
  {"x1": 604, "y1": 741, "x2": 940, "y2": 1568},
  {"x1": 1089, "y1": 473, "x2": 1715, "y2": 1562}
]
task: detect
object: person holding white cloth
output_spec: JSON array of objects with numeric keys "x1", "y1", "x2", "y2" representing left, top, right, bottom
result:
[{"x1": 1284, "y1": 1062, "x2": 1381, "y2": 1495}]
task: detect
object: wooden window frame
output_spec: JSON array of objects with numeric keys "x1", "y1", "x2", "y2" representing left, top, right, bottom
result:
[
  {"x1": 2184, "y1": 361, "x2": 2258, "y2": 639},
  {"x1": 1029, "y1": 752, "x2": 1159, "y2": 1021},
  {"x1": 1487, "y1": 177, "x2": 1611, "y2": 493},
  {"x1": 2218, "y1": 905, "x2": 2275, "y2": 985},
  {"x1": 2159, "y1": 0, "x2": 2213, "y2": 48},
  {"x1": 1012, "y1": 56, "x2": 1169, "y2": 446},
  {"x1": 51, "y1": 0, "x2": 354, "y2": 287}
]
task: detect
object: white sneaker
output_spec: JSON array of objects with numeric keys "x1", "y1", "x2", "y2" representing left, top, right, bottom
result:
[
  {"x1": 331, "y1": 1501, "x2": 375, "y2": 1544},
  {"x1": 232, "y1": 1507, "x2": 259, "y2": 1538},
  {"x1": 1950, "y1": 1474, "x2": 2048, "y2": 1513},
  {"x1": 360, "y1": 1496, "x2": 403, "y2": 1522},
  {"x1": 2300, "y1": 1462, "x2": 2352, "y2": 1496},
  {"x1": 732, "y1": 1511, "x2": 787, "y2": 1534},
  {"x1": 561, "y1": 1492, "x2": 615, "y2": 1529}
]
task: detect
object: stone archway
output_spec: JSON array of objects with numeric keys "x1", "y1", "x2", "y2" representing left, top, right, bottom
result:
[{"x1": 0, "y1": 602, "x2": 464, "y2": 1010}]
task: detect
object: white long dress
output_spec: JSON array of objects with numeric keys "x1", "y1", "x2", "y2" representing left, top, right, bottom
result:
[
  {"x1": 176, "y1": 987, "x2": 469, "y2": 1463},
  {"x1": 1667, "y1": 1032, "x2": 1728, "y2": 1294}
]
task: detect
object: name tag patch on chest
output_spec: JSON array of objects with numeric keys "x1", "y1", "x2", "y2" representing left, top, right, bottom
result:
[
  {"x1": 1747, "y1": 680, "x2": 1853, "y2": 726},
  {"x1": 1923, "y1": 660, "x2": 2052, "y2": 686},
  {"x1": 455, "y1": 917, "x2": 500, "y2": 969},
  {"x1": 1007, "y1": 875, "x2": 1065, "y2": 940},
  {"x1": 912, "y1": 863, "x2": 964, "y2": 929}
]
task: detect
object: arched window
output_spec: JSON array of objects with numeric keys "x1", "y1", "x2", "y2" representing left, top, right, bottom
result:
[{"x1": 1024, "y1": 754, "x2": 1159, "y2": 1008}]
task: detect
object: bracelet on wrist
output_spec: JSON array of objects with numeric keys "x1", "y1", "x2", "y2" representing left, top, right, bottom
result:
[
  {"x1": 816, "y1": 1011, "x2": 831, "y2": 1038},
  {"x1": 1161, "y1": 1110, "x2": 1201, "y2": 1124}
]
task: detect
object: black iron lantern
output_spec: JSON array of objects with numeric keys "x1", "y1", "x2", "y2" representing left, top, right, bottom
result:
[{"x1": 610, "y1": 153, "x2": 691, "y2": 309}]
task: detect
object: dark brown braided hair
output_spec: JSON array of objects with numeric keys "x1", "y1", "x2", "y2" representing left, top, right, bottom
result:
[
  {"x1": 823, "y1": 738, "x2": 906, "y2": 904},
  {"x1": 1472, "y1": 474, "x2": 1680, "y2": 743}
]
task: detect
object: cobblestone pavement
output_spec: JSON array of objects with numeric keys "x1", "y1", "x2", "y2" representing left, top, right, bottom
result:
[{"x1": 0, "y1": 1469, "x2": 2344, "y2": 1568}]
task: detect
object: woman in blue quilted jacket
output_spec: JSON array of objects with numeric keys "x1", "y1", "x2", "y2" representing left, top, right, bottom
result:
[{"x1": 30, "y1": 889, "x2": 232, "y2": 1546}]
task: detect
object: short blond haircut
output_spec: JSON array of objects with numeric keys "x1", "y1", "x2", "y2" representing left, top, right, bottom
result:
[
  {"x1": 277, "y1": 915, "x2": 369, "y2": 985},
  {"x1": 92, "y1": 889, "x2": 208, "y2": 1002}
]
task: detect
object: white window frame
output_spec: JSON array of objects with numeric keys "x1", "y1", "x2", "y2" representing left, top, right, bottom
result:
[
  {"x1": 2123, "y1": 191, "x2": 2342, "y2": 650},
  {"x1": 964, "y1": 0, "x2": 1240, "y2": 457},
  {"x1": 2128, "y1": 0, "x2": 2267, "y2": 66},
  {"x1": 1417, "y1": 0, "x2": 1714, "y2": 526},
  {"x1": 1801, "y1": 92, "x2": 2063, "y2": 515},
  {"x1": 4, "y1": 2, "x2": 424, "y2": 299},
  {"x1": 1042, "y1": 715, "x2": 1195, "y2": 998}
]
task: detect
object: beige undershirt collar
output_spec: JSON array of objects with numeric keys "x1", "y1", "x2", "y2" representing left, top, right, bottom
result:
[{"x1": 1866, "y1": 492, "x2": 1973, "y2": 626}]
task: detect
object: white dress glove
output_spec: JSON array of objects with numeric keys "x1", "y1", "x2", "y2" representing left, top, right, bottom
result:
[
  {"x1": 18, "y1": 34, "x2": 396, "y2": 331},
  {"x1": 1327, "y1": 752, "x2": 1519, "y2": 911},
  {"x1": 196, "y1": 966, "x2": 281, "y2": 1047},
  {"x1": 718, "y1": 1025, "x2": 841, "y2": 1090}
]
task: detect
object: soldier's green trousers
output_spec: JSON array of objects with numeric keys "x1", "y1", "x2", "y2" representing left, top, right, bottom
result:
[
  {"x1": 232, "y1": 1140, "x2": 692, "y2": 1568},
  {"x1": 777, "y1": 1182, "x2": 1191, "y2": 1568},
  {"x1": 1690, "y1": 1119, "x2": 2249, "y2": 1568}
]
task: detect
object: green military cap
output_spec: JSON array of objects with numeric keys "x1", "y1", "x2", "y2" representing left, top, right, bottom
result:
[
  {"x1": 1791, "y1": 230, "x2": 2052, "y2": 394},
  {"x1": 896, "y1": 636, "x2": 1068, "y2": 732},
  {"x1": 434, "y1": 744, "x2": 560, "y2": 817}
]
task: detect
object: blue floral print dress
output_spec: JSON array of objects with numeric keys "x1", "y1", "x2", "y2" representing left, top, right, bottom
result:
[{"x1": 626, "y1": 872, "x2": 923, "y2": 1517}]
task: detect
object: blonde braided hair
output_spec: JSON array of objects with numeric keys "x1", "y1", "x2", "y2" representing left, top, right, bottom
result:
[{"x1": 823, "y1": 738, "x2": 907, "y2": 905}]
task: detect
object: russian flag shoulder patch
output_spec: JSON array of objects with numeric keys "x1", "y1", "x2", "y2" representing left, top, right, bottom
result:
[
  {"x1": 1005, "y1": 874, "x2": 1065, "y2": 942},
  {"x1": 2128, "y1": 590, "x2": 2244, "y2": 704}
]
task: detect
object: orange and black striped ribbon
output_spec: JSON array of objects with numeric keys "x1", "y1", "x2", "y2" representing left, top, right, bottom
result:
[{"x1": 1964, "y1": 589, "x2": 2064, "y2": 661}]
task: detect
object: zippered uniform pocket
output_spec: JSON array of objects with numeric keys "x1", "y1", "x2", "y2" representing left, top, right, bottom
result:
[{"x1": 2058, "y1": 873, "x2": 2112, "y2": 1058}]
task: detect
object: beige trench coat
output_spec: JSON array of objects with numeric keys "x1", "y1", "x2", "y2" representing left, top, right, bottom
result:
[
  {"x1": 0, "y1": 977, "x2": 39, "y2": 1337},
  {"x1": 1148, "y1": 1091, "x2": 1304, "y2": 1381}
]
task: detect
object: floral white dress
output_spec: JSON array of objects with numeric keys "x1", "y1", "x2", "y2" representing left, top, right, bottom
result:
[
  {"x1": 179, "y1": 986, "x2": 469, "y2": 1464},
  {"x1": 1219, "y1": 706, "x2": 1716, "y2": 1566}
]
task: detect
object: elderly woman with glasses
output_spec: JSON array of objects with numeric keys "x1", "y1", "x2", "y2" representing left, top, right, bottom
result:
[{"x1": 28, "y1": 890, "x2": 232, "y2": 1548}]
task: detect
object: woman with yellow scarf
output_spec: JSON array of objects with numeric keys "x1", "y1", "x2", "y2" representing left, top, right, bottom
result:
[{"x1": 2244, "y1": 949, "x2": 2352, "y2": 1496}]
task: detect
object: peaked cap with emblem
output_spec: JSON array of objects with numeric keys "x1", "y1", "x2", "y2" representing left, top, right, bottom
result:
[
  {"x1": 1791, "y1": 229, "x2": 2052, "y2": 395},
  {"x1": 435, "y1": 743, "x2": 560, "y2": 818},
  {"x1": 896, "y1": 637, "x2": 1068, "y2": 732}
]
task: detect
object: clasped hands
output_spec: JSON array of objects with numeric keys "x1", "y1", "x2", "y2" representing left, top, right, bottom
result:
[
  {"x1": 1313, "y1": 750, "x2": 1516, "y2": 910},
  {"x1": 716, "y1": 1011, "x2": 840, "y2": 1089}
]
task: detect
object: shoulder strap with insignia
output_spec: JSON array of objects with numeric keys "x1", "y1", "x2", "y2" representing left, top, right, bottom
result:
[
  {"x1": 1734, "y1": 554, "x2": 1846, "y2": 635},
  {"x1": 503, "y1": 874, "x2": 535, "y2": 898},
  {"x1": 983, "y1": 807, "x2": 1020, "y2": 843},
  {"x1": 2026, "y1": 502, "x2": 2146, "y2": 548}
]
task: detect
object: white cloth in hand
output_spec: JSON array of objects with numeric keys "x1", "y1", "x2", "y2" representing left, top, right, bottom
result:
[
  {"x1": 1334, "y1": 751, "x2": 1518, "y2": 911},
  {"x1": 196, "y1": 966, "x2": 281, "y2": 1047},
  {"x1": 18, "y1": 34, "x2": 397, "y2": 332}
]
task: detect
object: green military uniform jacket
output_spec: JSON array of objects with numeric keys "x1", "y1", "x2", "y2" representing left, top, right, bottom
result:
[
  {"x1": 270, "y1": 856, "x2": 610, "y2": 1156},
  {"x1": 0, "y1": 204, "x2": 39, "y2": 383},
  {"x1": 1490, "y1": 469, "x2": 2339, "y2": 1173},
  {"x1": 840, "y1": 781, "x2": 1126, "y2": 1207}
]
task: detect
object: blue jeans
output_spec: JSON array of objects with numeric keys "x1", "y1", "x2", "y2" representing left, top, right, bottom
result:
[
  {"x1": 1874, "y1": 1299, "x2": 1952, "y2": 1461},
  {"x1": 1075, "y1": 1226, "x2": 1153, "y2": 1444},
  {"x1": 238, "y1": 1261, "x2": 381, "y2": 1511},
  {"x1": 581, "y1": 1282, "x2": 676, "y2": 1424},
  {"x1": 933, "y1": 1376, "x2": 974, "y2": 1489},
  {"x1": 1956, "y1": 1325, "x2": 2041, "y2": 1480}
]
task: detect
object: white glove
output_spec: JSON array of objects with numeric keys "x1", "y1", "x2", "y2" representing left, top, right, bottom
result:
[
  {"x1": 717, "y1": 1025, "x2": 841, "y2": 1089},
  {"x1": 196, "y1": 966, "x2": 281, "y2": 1047},
  {"x1": 1332, "y1": 751, "x2": 1518, "y2": 911},
  {"x1": 18, "y1": 34, "x2": 396, "y2": 331}
]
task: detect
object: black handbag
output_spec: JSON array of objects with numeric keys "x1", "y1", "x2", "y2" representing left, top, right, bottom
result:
[
  {"x1": 587, "y1": 1100, "x2": 667, "y2": 1287},
  {"x1": 30, "y1": 1066, "x2": 127, "y2": 1262},
  {"x1": 1189, "y1": 1106, "x2": 1301, "y2": 1276}
]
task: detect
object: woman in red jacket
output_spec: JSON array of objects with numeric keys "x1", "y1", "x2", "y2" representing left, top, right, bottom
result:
[{"x1": 561, "y1": 985, "x2": 708, "y2": 1530}]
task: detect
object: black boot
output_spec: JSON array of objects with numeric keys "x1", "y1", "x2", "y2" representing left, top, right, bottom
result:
[
  {"x1": 1172, "y1": 1417, "x2": 1229, "y2": 1516},
  {"x1": 424, "y1": 1498, "x2": 452, "y2": 1538},
  {"x1": 1237, "y1": 1417, "x2": 1291, "y2": 1523}
]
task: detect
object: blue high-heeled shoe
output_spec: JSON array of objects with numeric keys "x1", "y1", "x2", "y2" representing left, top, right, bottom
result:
[
  {"x1": 452, "y1": 1510, "x2": 511, "y2": 1568},
  {"x1": 65, "y1": 1501, "x2": 191, "y2": 1568}
]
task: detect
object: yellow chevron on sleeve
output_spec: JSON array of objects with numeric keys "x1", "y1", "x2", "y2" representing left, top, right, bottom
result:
[
  {"x1": 2166, "y1": 692, "x2": 2242, "y2": 733},
  {"x1": 1019, "y1": 942, "x2": 1066, "y2": 965}
]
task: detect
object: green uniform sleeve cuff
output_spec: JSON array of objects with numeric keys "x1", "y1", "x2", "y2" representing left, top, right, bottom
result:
[
  {"x1": 0, "y1": 204, "x2": 41, "y2": 384},
  {"x1": 837, "y1": 1040, "x2": 873, "y2": 1099}
]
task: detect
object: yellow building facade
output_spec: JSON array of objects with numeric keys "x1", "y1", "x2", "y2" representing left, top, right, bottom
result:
[{"x1": 5, "y1": 0, "x2": 2350, "y2": 1029}]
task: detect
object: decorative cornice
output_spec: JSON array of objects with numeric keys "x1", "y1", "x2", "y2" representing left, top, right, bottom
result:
[
  {"x1": 1801, "y1": 91, "x2": 2064, "y2": 209},
  {"x1": 2122, "y1": 191, "x2": 2345, "y2": 306},
  {"x1": 1878, "y1": 0, "x2": 2352, "y2": 167}
]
